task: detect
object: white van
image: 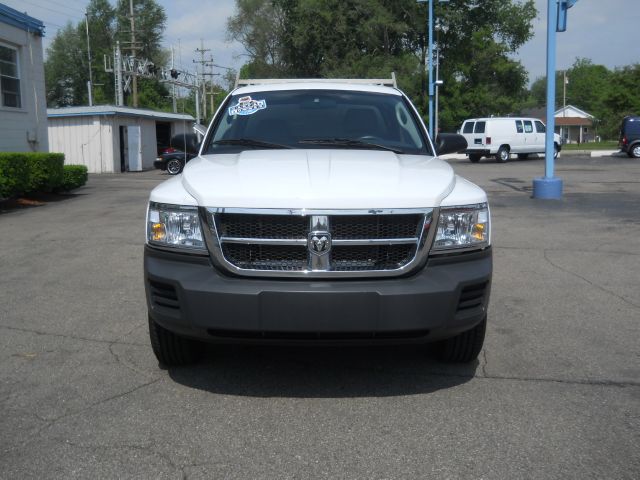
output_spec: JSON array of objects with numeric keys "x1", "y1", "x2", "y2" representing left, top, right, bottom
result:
[{"x1": 460, "y1": 117, "x2": 561, "y2": 163}]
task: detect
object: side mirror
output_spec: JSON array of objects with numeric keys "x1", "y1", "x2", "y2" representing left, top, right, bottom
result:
[
  {"x1": 170, "y1": 133, "x2": 200, "y2": 154},
  {"x1": 435, "y1": 133, "x2": 467, "y2": 156}
]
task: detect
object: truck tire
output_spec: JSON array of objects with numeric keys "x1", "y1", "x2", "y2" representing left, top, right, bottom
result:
[
  {"x1": 148, "y1": 315, "x2": 201, "y2": 366},
  {"x1": 496, "y1": 146, "x2": 510, "y2": 163},
  {"x1": 436, "y1": 316, "x2": 486, "y2": 363},
  {"x1": 554, "y1": 143, "x2": 560, "y2": 159},
  {"x1": 631, "y1": 144, "x2": 640, "y2": 158},
  {"x1": 469, "y1": 154, "x2": 481, "y2": 163}
]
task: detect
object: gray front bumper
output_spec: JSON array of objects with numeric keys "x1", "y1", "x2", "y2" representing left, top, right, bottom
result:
[{"x1": 144, "y1": 246, "x2": 492, "y2": 344}]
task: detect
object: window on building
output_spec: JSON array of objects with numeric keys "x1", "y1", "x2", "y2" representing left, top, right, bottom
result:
[{"x1": 0, "y1": 44, "x2": 21, "y2": 108}]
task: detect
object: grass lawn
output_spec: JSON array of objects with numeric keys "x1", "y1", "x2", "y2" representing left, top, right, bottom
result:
[{"x1": 562, "y1": 141, "x2": 619, "y2": 150}]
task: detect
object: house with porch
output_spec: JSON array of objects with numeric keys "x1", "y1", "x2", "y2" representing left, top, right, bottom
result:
[{"x1": 520, "y1": 105, "x2": 596, "y2": 144}]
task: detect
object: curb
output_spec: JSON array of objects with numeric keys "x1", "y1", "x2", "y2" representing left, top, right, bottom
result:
[{"x1": 441, "y1": 150, "x2": 625, "y2": 161}]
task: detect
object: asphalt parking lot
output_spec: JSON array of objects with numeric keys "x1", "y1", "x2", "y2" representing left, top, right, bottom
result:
[{"x1": 1, "y1": 154, "x2": 639, "y2": 479}]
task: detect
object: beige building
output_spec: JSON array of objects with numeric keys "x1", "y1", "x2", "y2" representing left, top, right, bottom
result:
[{"x1": 0, "y1": 3, "x2": 48, "y2": 152}]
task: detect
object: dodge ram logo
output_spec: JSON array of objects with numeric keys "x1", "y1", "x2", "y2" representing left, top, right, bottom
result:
[{"x1": 308, "y1": 232, "x2": 331, "y2": 255}]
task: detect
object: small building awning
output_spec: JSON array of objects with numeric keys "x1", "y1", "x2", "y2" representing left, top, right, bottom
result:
[{"x1": 555, "y1": 117, "x2": 592, "y2": 127}]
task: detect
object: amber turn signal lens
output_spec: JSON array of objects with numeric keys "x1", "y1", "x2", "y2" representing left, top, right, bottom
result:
[{"x1": 151, "y1": 223, "x2": 166, "y2": 241}]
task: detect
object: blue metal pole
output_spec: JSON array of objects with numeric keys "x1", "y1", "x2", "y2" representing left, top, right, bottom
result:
[
  {"x1": 544, "y1": 0, "x2": 556, "y2": 179},
  {"x1": 532, "y1": 0, "x2": 563, "y2": 199},
  {"x1": 428, "y1": 0, "x2": 434, "y2": 139}
]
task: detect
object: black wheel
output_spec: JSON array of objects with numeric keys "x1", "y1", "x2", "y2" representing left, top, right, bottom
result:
[
  {"x1": 553, "y1": 143, "x2": 560, "y2": 159},
  {"x1": 517, "y1": 153, "x2": 529, "y2": 160},
  {"x1": 436, "y1": 316, "x2": 486, "y2": 363},
  {"x1": 148, "y1": 315, "x2": 201, "y2": 366},
  {"x1": 469, "y1": 154, "x2": 481, "y2": 163},
  {"x1": 166, "y1": 158, "x2": 183, "y2": 175},
  {"x1": 496, "y1": 146, "x2": 510, "y2": 163},
  {"x1": 631, "y1": 144, "x2": 640, "y2": 159}
]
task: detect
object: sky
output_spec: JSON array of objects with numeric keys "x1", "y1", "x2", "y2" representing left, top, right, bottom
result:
[{"x1": 4, "y1": 0, "x2": 637, "y2": 87}]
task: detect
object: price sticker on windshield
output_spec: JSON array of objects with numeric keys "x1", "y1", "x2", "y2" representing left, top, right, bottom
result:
[{"x1": 228, "y1": 96, "x2": 267, "y2": 116}]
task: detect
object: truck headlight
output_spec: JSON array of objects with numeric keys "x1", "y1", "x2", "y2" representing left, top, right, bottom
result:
[
  {"x1": 146, "y1": 202, "x2": 206, "y2": 252},
  {"x1": 432, "y1": 203, "x2": 490, "y2": 253}
]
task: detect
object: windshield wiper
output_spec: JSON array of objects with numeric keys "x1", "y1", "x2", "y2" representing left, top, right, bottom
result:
[
  {"x1": 212, "y1": 138, "x2": 293, "y2": 149},
  {"x1": 298, "y1": 138, "x2": 405, "y2": 154}
]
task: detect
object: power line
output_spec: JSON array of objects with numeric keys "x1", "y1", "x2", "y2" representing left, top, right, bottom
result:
[{"x1": 11, "y1": 0, "x2": 84, "y2": 20}]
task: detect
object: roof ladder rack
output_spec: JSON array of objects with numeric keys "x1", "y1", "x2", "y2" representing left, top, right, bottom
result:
[{"x1": 234, "y1": 72, "x2": 397, "y2": 89}]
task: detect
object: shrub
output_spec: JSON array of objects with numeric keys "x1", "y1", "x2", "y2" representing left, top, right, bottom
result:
[
  {"x1": 0, "y1": 152, "x2": 66, "y2": 199},
  {"x1": 26, "y1": 152, "x2": 64, "y2": 192},
  {"x1": 60, "y1": 165, "x2": 88, "y2": 191},
  {"x1": 0, "y1": 153, "x2": 30, "y2": 199}
]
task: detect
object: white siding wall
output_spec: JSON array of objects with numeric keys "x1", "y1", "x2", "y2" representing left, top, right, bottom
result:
[
  {"x1": 0, "y1": 23, "x2": 48, "y2": 152},
  {"x1": 140, "y1": 118, "x2": 157, "y2": 170},
  {"x1": 48, "y1": 116, "x2": 115, "y2": 173}
]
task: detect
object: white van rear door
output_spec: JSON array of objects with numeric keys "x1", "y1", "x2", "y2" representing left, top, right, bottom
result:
[{"x1": 472, "y1": 120, "x2": 487, "y2": 147}]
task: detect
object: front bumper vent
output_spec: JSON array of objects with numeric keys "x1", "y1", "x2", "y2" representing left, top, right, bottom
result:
[
  {"x1": 457, "y1": 282, "x2": 488, "y2": 313},
  {"x1": 149, "y1": 280, "x2": 180, "y2": 311}
]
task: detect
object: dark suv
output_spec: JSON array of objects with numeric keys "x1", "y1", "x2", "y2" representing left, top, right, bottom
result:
[{"x1": 619, "y1": 116, "x2": 640, "y2": 158}]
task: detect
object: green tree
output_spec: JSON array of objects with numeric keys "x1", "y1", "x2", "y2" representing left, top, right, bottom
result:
[
  {"x1": 45, "y1": 22, "x2": 85, "y2": 107},
  {"x1": 45, "y1": 0, "x2": 168, "y2": 108},
  {"x1": 227, "y1": 0, "x2": 537, "y2": 131}
]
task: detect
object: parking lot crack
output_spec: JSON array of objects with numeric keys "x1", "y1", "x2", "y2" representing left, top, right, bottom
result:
[
  {"x1": 543, "y1": 249, "x2": 640, "y2": 310},
  {"x1": 1, "y1": 378, "x2": 163, "y2": 457},
  {"x1": 0, "y1": 324, "x2": 146, "y2": 347}
]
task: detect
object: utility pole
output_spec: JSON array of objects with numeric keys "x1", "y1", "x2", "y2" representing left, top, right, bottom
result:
[
  {"x1": 85, "y1": 11, "x2": 93, "y2": 106},
  {"x1": 115, "y1": 41, "x2": 123, "y2": 106},
  {"x1": 194, "y1": 40, "x2": 210, "y2": 123},
  {"x1": 171, "y1": 46, "x2": 177, "y2": 113},
  {"x1": 129, "y1": 0, "x2": 138, "y2": 107}
]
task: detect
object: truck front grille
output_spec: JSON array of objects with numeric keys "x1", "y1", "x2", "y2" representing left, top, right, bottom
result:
[{"x1": 204, "y1": 208, "x2": 434, "y2": 278}]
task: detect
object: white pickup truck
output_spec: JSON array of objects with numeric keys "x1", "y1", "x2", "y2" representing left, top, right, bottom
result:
[{"x1": 144, "y1": 78, "x2": 492, "y2": 366}]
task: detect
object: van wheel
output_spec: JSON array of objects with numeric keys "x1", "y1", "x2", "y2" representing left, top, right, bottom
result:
[
  {"x1": 148, "y1": 315, "x2": 202, "y2": 366},
  {"x1": 496, "y1": 146, "x2": 510, "y2": 163},
  {"x1": 469, "y1": 154, "x2": 481, "y2": 163},
  {"x1": 554, "y1": 143, "x2": 560, "y2": 159},
  {"x1": 436, "y1": 316, "x2": 486, "y2": 363},
  {"x1": 631, "y1": 144, "x2": 640, "y2": 158},
  {"x1": 517, "y1": 153, "x2": 529, "y2": 160}
]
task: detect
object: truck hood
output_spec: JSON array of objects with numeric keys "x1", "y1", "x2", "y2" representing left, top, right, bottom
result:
[{"x1": 181, "y1": 149, "x2": 456, "y2": 209}]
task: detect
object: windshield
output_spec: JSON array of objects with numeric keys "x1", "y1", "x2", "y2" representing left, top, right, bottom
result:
[{"x1": 203, "y1": 89, "x2": 431, "y2": 155}]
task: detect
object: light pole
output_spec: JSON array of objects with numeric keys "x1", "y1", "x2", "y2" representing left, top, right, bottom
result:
[
  {"x1": 85, "y1": 11, "x2": 93, "y2": 106},
  {"x1": 532, "y1": 0, "x2": 579, "y2": 200},
  {"x1": 417, "y1": 0, "x2": 448, "y2": 140}
]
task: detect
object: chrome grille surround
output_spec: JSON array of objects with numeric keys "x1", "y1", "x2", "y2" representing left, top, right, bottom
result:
[{"x1": 201, "y1": 207, "x2": 437, "y2": 278}]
